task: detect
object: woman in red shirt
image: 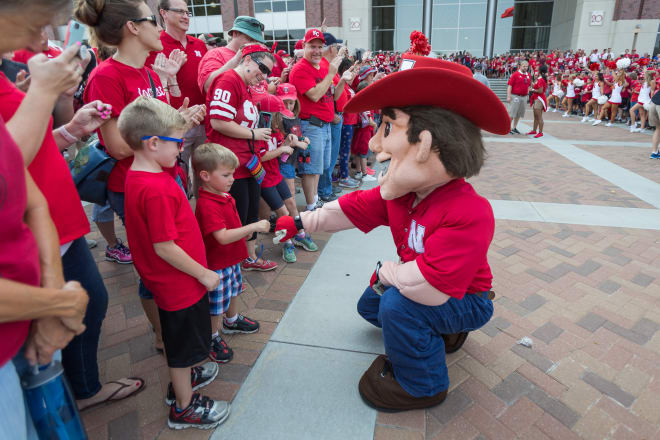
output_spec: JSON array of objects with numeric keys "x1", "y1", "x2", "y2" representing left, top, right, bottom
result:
[
  {"x1": 206, "y1": 44, "x2": 277, "y2": 271},
  {"x1": 528, "y1": 65, "x2": 548, "y2": 138}
]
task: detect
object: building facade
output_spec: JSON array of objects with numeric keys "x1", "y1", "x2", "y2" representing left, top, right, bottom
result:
[{"x1": 154, "y1": 0, "x2": 659, "y2": 57}]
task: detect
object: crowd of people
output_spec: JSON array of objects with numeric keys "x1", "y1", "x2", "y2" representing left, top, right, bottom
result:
[
  {"x1": 500, "y1": 52, "x2": 660, "y2": 158},
  {"x1": 0, "y1": 0, "x2": 407, "y2": 434},
  {"x1": 2, "y1": 0, "x2": 660, "y2": 435}
]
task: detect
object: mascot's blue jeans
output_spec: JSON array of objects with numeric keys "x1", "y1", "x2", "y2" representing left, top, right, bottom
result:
[{"x1": 357, "y1": 286, "x2": 493, "y2": 397}]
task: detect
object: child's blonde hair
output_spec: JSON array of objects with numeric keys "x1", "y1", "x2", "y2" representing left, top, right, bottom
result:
[
  {"x1": 192, "y1": 143, "x2": 239, "y2": 175},
  {"x1": 117, "y1": 96, "x2": 187, "y2": 150}
]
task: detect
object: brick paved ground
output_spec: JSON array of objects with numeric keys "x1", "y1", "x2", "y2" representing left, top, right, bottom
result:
[{"x1": 82, "y1": 109, "x2": 660, "y2": 439}]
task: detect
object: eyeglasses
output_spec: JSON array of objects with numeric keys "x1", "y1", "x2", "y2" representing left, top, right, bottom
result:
[
  {"x1": 165, "y1": 8, "x2": 192, "y2": 17},
  {"x1": 142, "y1": 135, "x2": 185, "y2": 150},
  {"x1": 130, "y1": 15, "x2": 158, "y2": 26},
  {"x1": 254, "y1": 58, "x2": 271, "y2": 76}
]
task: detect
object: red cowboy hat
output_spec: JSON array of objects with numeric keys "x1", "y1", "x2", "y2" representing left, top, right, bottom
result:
[{"x1": 344, "y1": 54, "x2": 510, "y2": 135}]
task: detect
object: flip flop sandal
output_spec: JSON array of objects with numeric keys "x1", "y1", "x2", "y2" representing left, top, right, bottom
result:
[{"x1": 79, "y1": 377, "x2": 146, "y2": 412}]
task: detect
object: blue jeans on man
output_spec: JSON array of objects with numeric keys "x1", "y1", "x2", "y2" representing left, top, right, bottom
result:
[
  {"x1": 318, "y1": 115, "x2": 343, "y2": 198},
  {"x1": 357, "y1": 286, "x2": 493, "y2": 397}
]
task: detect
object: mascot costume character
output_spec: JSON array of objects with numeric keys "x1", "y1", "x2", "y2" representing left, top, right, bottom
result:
[{"x1": 273, "y1": 53, "x2": 511, "y2": 412}]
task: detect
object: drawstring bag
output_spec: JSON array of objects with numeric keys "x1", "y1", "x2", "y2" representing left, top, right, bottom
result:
[{"x1": 245, "y1": 130, "x2": 266, "y2": 184}]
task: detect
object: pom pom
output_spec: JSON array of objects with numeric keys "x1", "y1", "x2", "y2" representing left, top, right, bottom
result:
[
  {"x1": 589, "y1": 62, "x2": 600, "y2": 71},
  {"x1": 616, "y1": 57, "x2": 631, "y2": 70},
  {"x1": 409, "y1": 30, "x2": 431, "y2": 56},
  {"x1": 573, "y1": 78, "x2": 584, "y2": 87}
]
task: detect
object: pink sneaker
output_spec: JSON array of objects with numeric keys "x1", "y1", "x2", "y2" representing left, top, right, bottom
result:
[
  {"x1": 534, "y1": 132, "x2": 544, "y2": 138},
  {"x1": 365, "y1": 167, "x2": 376, "y2": 176},
  {"x1": 105, "y1": 239, "x2": 133, "y2": 264},
  {"x1": 241, "y1": 258, "x2": 277, "y2": 272}
]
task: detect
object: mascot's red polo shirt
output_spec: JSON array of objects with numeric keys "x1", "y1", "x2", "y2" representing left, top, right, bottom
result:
[{"x1": 339, "y1": 179, "x2": 494, "y2": 299}]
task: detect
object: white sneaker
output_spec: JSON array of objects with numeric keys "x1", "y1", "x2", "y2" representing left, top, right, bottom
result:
[
  {"x1": 630, "y1": 126, "x2": 636, "y2": 133},
  {"x1": 605, "y1": 122, "x2": 613, "y2": 127},
  {"x1": 354, "y1": 172, "x2": 363, "y2": 180},
  {"x1": 562, "y1": 113, "x2": 569, "y2": 118},
  {"x1": 592, "y1": 120, "x2": 602, "y2": 126},
  {"x1": 361, "y1": 174, "x2": 377, "y2": 182},
  {"x1": 581, "y1": 117, "x2": 588, "y2": 123},
  {"x1": 553, "y1": 108, "x2": 558, "y2": 112}
]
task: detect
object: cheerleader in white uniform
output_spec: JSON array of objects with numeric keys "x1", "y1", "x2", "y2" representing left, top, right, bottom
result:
[
  {"x1": 583, "y1": 72, "x2": 603, "y2": 122},
  {"x1": 629, "y1": 70, "x2": 654, "y2": 132},
  {"x1": 594, "y1": 70, "x2": 627, "y2": 126}
]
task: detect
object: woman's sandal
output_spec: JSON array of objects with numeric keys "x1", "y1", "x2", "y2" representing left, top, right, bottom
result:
[{"x1": 78, "y1": 377, "x2": 146, "y2": 412}]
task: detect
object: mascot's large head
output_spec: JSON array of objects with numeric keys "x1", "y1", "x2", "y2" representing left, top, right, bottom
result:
[{"x1": 344, "y1": 54, "x2": 510, "y2": 200}]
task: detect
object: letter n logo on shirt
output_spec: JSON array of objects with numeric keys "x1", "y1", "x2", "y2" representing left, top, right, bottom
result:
[{"x1": 408, "y1": 220, "x2": 425, "y2": 254}]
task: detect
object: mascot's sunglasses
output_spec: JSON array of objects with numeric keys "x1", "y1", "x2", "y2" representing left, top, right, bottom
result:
[{"x1": 141, "y1": 135, "x2": 185, "y2": 151}]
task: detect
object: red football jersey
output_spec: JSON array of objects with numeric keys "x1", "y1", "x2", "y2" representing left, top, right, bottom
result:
[{"x1": 206, "y1": 69, "x2": 260, "y2": 179}]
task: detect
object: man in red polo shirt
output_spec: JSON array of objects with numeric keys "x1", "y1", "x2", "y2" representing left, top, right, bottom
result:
[
  {"x1": 146, "y1": 0, "x2": 208, "y2": 195},
  {"x1": 274, "y1": 54, "x2": 509, "y2": 412},
  {"x1": 507, "y1": 60, "x2": 530, "y2": 134},
  {"x1": 197, "y1": 16, "x2": 266, "y2": 95},
  {"x1": 289, "y1": 29, "x2": 344, "y2": 211}
]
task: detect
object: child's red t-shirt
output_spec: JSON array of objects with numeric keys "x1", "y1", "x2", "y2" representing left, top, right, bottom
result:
[
  {"x1": 195, "y1": 188, "x2": 248, "y2": 270},
  {"x1": 260, "y1": 131, "x2": 285, "y2": 188},
  {"x1": 124, "y1": 170, "x2": 207, "y2": 311}
]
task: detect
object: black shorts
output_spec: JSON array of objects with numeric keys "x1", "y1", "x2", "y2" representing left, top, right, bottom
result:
[
  {"x1": 260, "y1": 179, "x2": 292, "y2": 211},
  {"x1": 158, "y1": 293, "x2": 211, "y2": 368}
]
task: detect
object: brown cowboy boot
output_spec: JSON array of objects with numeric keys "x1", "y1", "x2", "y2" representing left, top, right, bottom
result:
[
  {"x1": 442, "y1": 332, "x2": 469, "y2": 354},
  {"x1": 358, "y1": 355, "x2": 447, "y2": 412}
]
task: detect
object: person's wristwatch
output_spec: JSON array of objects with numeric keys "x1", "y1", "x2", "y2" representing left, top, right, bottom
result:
[{"x1": 293, "y1": 215, "x2": 304, "y2": 231}]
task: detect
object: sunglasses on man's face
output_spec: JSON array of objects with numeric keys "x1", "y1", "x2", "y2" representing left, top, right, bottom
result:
[
  {"x1": 254, "y1": 58, "x2": 271, "y2": 76},
  {"x1": 165, "y1": 8, "x2": 192, "y2": 17},
  {"x1": 130, "y1": 15, "x2": 158, "y2": 26}
]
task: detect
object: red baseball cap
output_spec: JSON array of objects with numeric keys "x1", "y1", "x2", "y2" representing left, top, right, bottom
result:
[
  {"x1": 276, "y1": 83, "x2": 298, "y2": 103},
  {"x1": 304, "y1": 29, "x2": 324, "y2": 44},
  {"x1": 294, "y1": 39, "x2": 303, "y2": 50},
  {"x1": 259, "y1": 93, "x2": 294, "y2": 118},
  {"x1": 344, "y1": 54, "x2": 510, "y2": 135}
]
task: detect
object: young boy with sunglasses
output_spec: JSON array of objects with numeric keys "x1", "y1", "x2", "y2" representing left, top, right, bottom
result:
[{"x1": 118, "y1": 96, "x2": 230, "y2": 430}]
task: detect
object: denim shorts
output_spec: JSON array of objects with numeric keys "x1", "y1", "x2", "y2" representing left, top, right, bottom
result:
[
  {"x1": 91, "y1": 201, "x2": 114, "y2": 223},
  {"x1": 299, "y1": 120, "x2": 331, "y2": 175},
  {"x1": 208, "y1": 264, "x2": 242, "y2": 315},
  {"x1": 279, "y1": 162, "x2": 296, "y2": 179}
]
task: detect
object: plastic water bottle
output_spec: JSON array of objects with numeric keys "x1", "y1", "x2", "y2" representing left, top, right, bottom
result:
[{"x1": 22, "y1": 361, "x2": 87, "y2": 440}]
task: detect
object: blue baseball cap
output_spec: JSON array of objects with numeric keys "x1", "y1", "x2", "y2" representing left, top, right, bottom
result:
[{"x1": 323, "y1": 32, "x2": 343, "y2": 46}]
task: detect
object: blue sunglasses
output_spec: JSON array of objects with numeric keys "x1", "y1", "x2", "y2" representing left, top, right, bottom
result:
[{"x1": 141, "y1": 135, "x2": 185, "y2": 150}]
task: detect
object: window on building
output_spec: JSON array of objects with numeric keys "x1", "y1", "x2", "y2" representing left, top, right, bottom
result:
[
  {"x1": 263, "y1": 28, "x2": 305, "y2": 55},
  {"x1": 254, "y1": 0, "x2": 304, "y2": 13},
  {"x1": 373, "y1": 0, "x2": 395, "y2": 51},
  {"x1": 431, "y1": 1, "x2": 488, "y2": 57},
  {"x1": 510, "y1": 0, "x2": 553, "y2": 52},
  {"x1": 190, "y1": 0, "x2": 221, "y2": 17}
]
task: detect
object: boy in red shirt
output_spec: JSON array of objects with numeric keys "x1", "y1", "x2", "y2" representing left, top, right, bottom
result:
[
  {"x1": 117, "y1": 97, "x2": 229, "y2": 430},
  {"x1": 192, "y1": 143, "x2": 265, "y2": 363}
]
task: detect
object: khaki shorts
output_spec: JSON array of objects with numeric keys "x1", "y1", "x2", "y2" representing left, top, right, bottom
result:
[
  {"x1": 509, "y1": 96, "x2": 527, "y2": 119},
  {"x1": 647, "y1": 102, "x2": 660, "y2": 127}
]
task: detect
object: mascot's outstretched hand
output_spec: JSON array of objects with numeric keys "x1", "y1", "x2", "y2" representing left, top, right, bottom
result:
[{"x1": 273, "y1": 216, "x2": 298, "y2": 244}]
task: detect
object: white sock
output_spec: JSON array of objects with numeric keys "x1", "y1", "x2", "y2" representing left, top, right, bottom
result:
[
  {"x1": 212, "y1": 331, "x2": 219, "y2": 340},
  {"x1": 314, "y1": 194, "x2": 318, "y2": 204},
  {"x1": 306, "y1": 203, "x2": 316, "y2": 211},
  {"x1": 225, "y1": 314, "x2": 238, "y2": 324}
]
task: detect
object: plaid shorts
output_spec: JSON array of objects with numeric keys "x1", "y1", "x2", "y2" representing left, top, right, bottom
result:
[{"x1": 208, "y1": 263, "x2": 242, "y2": 315}]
